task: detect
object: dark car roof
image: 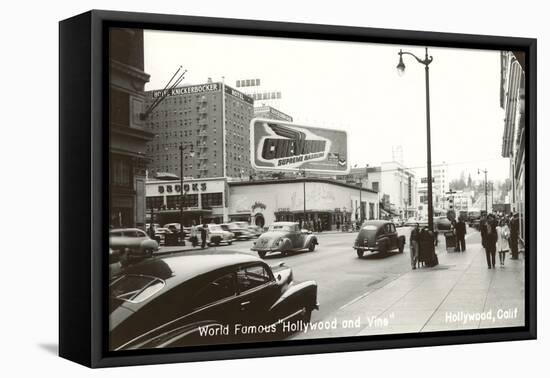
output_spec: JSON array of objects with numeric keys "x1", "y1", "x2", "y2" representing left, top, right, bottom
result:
[
  {"x1": 109, "y1": 252, "x2": 267, "y2": 334},
  {"x1": 362, "y1": 220, "x2": 390, "y2": 228},
  {"x1": 122, "y1": 251, "x2": 262, "y2": 284}
]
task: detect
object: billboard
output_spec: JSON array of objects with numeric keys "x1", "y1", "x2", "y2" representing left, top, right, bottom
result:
[{"x1": 250, "y1": 118, "x2": 349, "y2": 174}]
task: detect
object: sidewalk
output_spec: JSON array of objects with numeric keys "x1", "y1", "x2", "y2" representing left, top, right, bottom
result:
[{"x1": 295, "y1": 232, "x2": 525, "y2": 339}]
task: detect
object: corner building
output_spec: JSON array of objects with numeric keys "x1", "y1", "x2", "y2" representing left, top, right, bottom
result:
[{"x1": 144, "y1": 82, "x2": 254, "y2": 179}]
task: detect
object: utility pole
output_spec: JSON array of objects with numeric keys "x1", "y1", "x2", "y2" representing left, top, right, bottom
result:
[{"x1": 478, "y1": 169, "x2": 488, "y2": 214}]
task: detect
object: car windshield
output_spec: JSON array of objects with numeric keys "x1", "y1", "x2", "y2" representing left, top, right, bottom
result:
[
  {"x1": 268, "y1": 224, "x2": 293, "y2": 232},
  {"x1": 209, "y1": 225, "x2": 223, "y2": 232},
  {"x1": 110, "y1": 274, "x2": 165, "y2": 304}
]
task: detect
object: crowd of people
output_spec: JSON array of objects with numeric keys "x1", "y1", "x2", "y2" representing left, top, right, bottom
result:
[
  {"x1": 408, "y1": 212, "x2": 521, "y2": 271},
  {"x1": 409, "y1": 224, "x2": 439, "y2": 269},
  {"x1": 481, "y1": 212, "x2": 521, "y2": 269}
]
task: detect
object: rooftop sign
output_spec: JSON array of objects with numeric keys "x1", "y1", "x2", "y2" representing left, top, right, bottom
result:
[{"x1": 250, "y1": 118, "x2": 349, "y2": 174}]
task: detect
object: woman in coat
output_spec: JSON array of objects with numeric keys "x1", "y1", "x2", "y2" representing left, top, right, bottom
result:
[{"x1": 496, "y1": 219, "x2": 510, "y2": 266}]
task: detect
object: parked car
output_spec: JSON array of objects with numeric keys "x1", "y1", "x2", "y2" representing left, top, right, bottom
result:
[
  {"x1": 153, "y1": 227, "x2": 180, "y2": 246},
  {"x1": 392, "y1": 218, "x2": 405, "y2": 227},
  {"x1": 198, "y1": 224, "x2": 234, "y2": 246},
  {"x1": 220, "y1": 223, "x2": 253, "y2": 240},
  {"x1": 109, "y1": 252, "x2": 319, "y2": 350},
  {"x1": 248, "y1": 225, "x2": 264, "y2": 238},
  {"x1": 434, "y1": 216, "x2": 452, "y2": 232},
  {"x1": 251, "y1": 222, "x2": 318, "y2": 259},
  {"x1": 163, "y1": 223, "x2": 186, "y2": 237},
  {"x1": 353, "y1": 220, "x2": 405, "y2": 258},
  {"x1": 145, "y1": 223, "x2": 161, "y2": 231},
  {"x1": 109, "y1": 228, "x2": 159, "y2": 259}
]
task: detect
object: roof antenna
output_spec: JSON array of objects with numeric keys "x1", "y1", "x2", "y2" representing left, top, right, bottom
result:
[{"x1": 140, "y1": 66, "x2": 187, "y2": 120}]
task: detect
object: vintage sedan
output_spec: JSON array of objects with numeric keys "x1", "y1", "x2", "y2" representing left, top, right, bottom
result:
[
  {"x1": 109, "y1": 228, "x2": 159, "y2": 259},
  {"x1": 251, "y1": 222, "x2": 318, "y2": 258},
  {"x1": 220, "y1": 223, "x2": 253, "y2": 240},
  {"x1": 353, "y1": 220, "x2": 405, "y2": 258},
  {"x1": 109, "y1": 252, "x2": 319, "y2": 350},
  {"x1": 200, "y1": 224, "x2": 234, "y2": 246}
]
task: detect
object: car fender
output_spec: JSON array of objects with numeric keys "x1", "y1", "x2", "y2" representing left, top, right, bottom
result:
[
  {"x1": 141, "y1": 239, "x2": 159, "y2": 251},
  {"x1": 304, "y1": 234, "x2": 318, "y2": 248},
  {"x1": 398, "y1": 235, "x2": 406, "y2": 246},
  {"x1": 280, "y1": 238, "x2": 292, "y2": 251},
  {"x1": 377, "y1": 236, "x2": 390, "y2": 251},
  {"x1": 269, "y1": 280, "x2": 319, "y2": 317}
]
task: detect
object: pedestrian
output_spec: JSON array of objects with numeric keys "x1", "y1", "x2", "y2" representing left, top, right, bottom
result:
[
  {"x1": 190, "y1": 221, "x2": 198, "y2": 247},
  {"x1": 200, "y1": 223, "x2": 208, "y2": 249},
  {"x1": 509, "y1": 213, "x2": 519, "y2": 259},
  {"x1": 418, "y1": 226, "x2": 437, "y2": 267},
  {"x1": 410, "y1": 223, "x2": 420, "y2": 269},
  {"x1": 336, "y1": 219, "x2": 341, "y2": 230},
  {"x1": 148, "y1": 223, "x2": 156, "y2": 240},
  {"x1": 482, "y1": 214, "x2": 498, "y2": 269},
  {"x1": 455, "y1": 217, "x2": 467, "y2": 252},
  {"x1": 496, "y1": 219, "x2": 510, "y2": 266}
]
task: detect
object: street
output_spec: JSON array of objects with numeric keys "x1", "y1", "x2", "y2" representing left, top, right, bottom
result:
[{"x1": 157, "y1": 225, "x2": 525, "y2": 338}]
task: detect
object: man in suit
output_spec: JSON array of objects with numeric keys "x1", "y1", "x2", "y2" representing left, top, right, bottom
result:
[
  {"x1": 509, "y1": 213, "x2": 520, "y2": 259},
  {"x1": 482, "y1": 214, "x2": 498, "y2": 269},
  {"x1": 455, "y1": 218, "x2": 467, "y2": 252},
  {"x1": 409, "y1": 223, "x2": 420, "y2": 269}
]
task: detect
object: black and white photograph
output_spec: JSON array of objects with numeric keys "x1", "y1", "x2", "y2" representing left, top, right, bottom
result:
[{"x1": 108, "y1": 26, "x2": 528, "y2": 351}]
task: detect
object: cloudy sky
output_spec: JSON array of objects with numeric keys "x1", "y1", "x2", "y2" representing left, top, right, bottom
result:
[{"x1": 144, "y1": 29, "x2": 509, "y2": 183}]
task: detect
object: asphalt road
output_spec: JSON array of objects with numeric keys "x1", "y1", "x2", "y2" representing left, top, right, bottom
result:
[{"x1": 205, "y1": 227, "x2": 414, "y2": 323}]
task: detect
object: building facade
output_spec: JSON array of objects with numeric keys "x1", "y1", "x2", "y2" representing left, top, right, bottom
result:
[
  {"x1": 145, "y1": 177, "x2": 228, "y2": 226},
  {"x1": 109, "y1": 28, "x2": 154, "y2": 228},
  {"x1": 145, "y1": 177, "x2": 379, "y2": 230},
  {"x1": 379, "y1": 162, "x2": 417, "y2": 219},
  {"x1": 417, "y1": 162, "x2": 448, "y2": 218},
  {"x1": 446, "y1": 190, "x2": 473, "y2": 213},
  {"x1": 144, "y1": 81, "x2": 255, "y2": 180},
  {"x1": 229, "y1": 178, "x2": 379, "y2": 230},
  {"x1": 501, "y1": 51, "x2": 526, "y2": 243}
]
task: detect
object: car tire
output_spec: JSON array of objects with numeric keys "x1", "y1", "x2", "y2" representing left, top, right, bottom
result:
[
  {"x1": 302, "y1": 308, "x2": 312, "y2": 323},
  {"x1": 308, "y1": 242, "x2": 316, "y2": 252},
  {"x1": 258, "y1": 251, "x2": 267, "y2": 259},
  {"x1": 228, "y1": 241, "x2": 233, "y2": 245},
  {"x1": 356, "y1": 250, "x2": 364, "y2": 258},
  {"x1": 398, "y1": 240, "x2": 404, "y2": 253}
]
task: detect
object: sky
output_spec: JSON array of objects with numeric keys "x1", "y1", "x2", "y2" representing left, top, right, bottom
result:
[{"x1": 143, "y1": 29, "x2": 510, "y2": 184}]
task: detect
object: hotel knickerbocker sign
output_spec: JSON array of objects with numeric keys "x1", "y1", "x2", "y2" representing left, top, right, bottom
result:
[{"x1": 250, "y1": 118, "x2": 350, "y2": 174}]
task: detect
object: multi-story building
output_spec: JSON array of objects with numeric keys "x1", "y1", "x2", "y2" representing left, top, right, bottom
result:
[
  {"x1": 417, "y1": 162, "x2": 448, "y2": 218},
  {"x1": 253, "y1": 105, "x2": 293, "y2": 122},
  {"x1": 446, "y1": 190, "x2": 473, "y2": 213},
  {"x1": 380, "y1": 161, "x2": 417, "y2": 219},
  {"x1": 109, "y1": 28, "x2": 154, "y2": 228},
  {"x1": 501, "y1": 51, "x2": 526, "y2": 243},
  {"x1": 143, "y1": 81, "x2": 255, "y2": 180},
  {"x1": 339, "y1": 162, "x2": 416, "y2": 219}
]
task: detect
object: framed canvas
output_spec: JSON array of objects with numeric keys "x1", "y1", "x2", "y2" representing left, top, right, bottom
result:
[{"x1": 59, "y1": 10, "x2": 537, "y2": 368}]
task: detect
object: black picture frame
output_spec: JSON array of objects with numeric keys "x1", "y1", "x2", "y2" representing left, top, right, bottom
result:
[{"x1": 59, "y1": 9, "x2": 537, "y2": 368}]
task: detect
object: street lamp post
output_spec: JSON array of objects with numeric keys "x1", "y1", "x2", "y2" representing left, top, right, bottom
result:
[
  {"x1": 478, "y1": 168, "x2": 488, "y2": 214},
  {"x1": 301, "y1": 168, "x2": 307, "y2": 221},
  {"x1": 179, "y1": 143, "x2": 194, "y2": 243},
  {"x1": 397, "y1": 47, "x2": 434, "y2": 232}
]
